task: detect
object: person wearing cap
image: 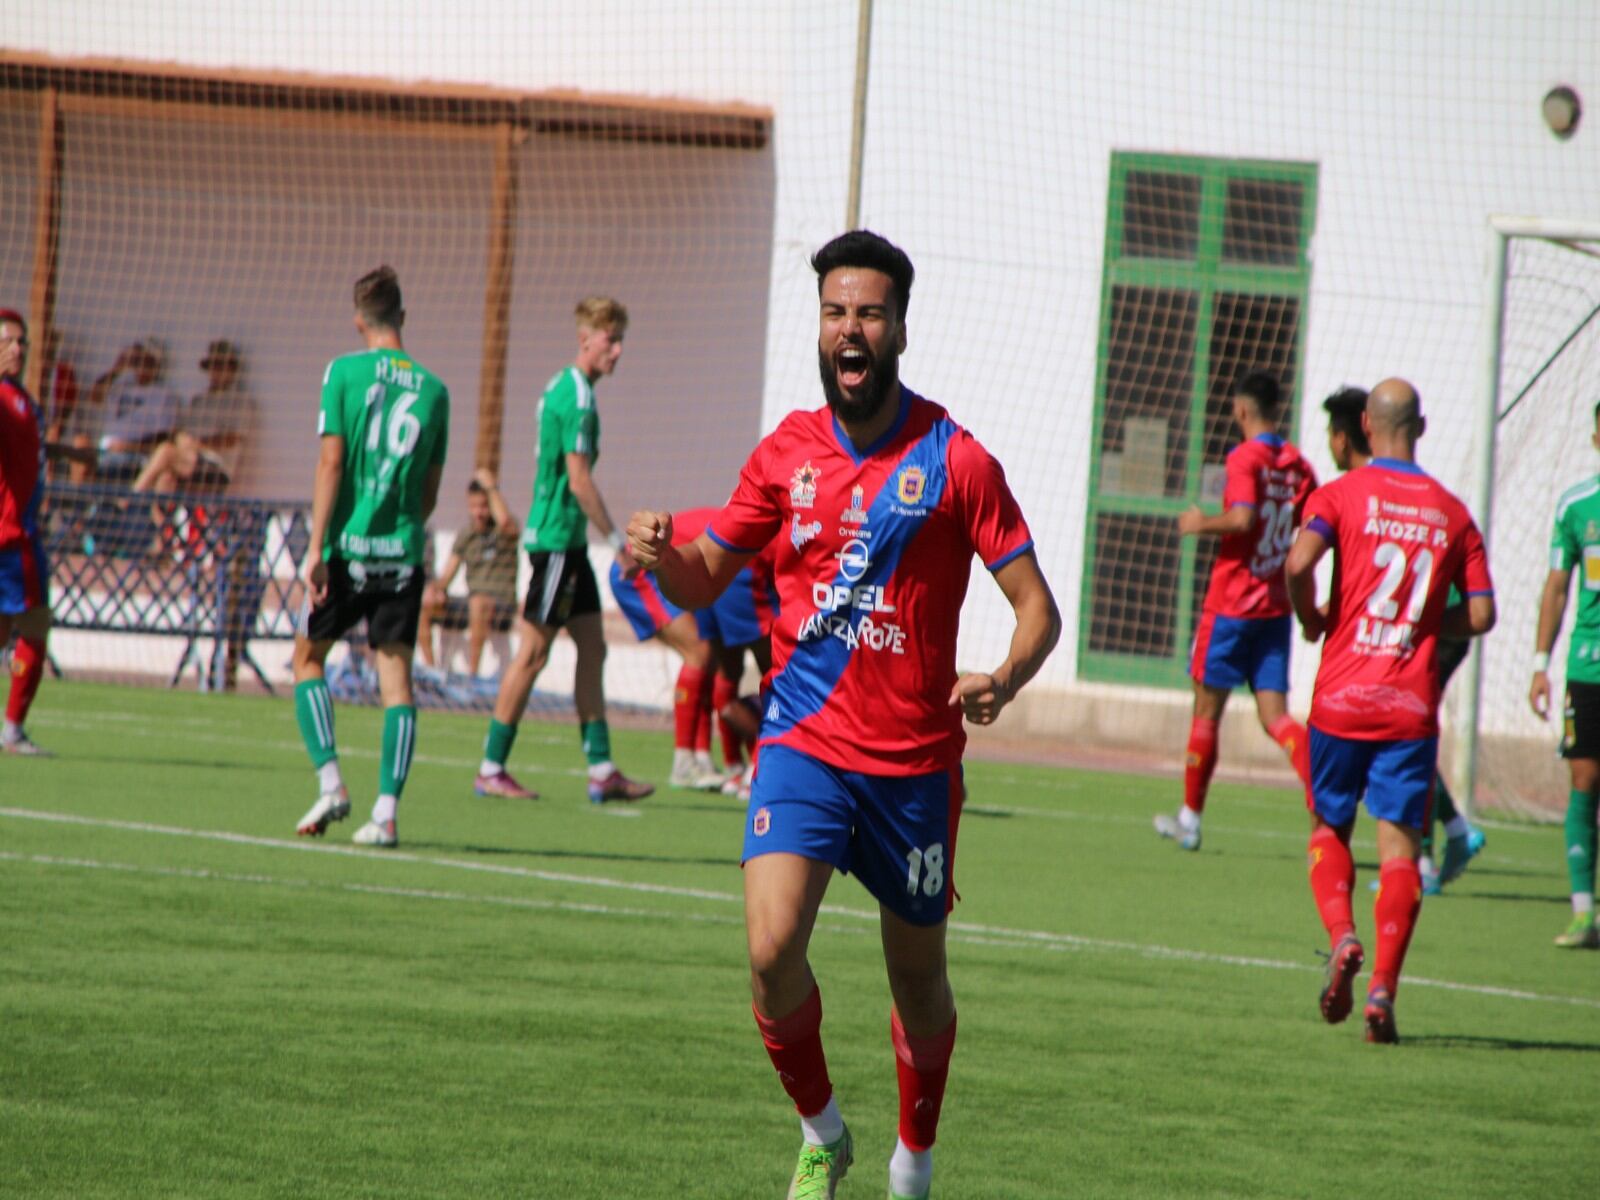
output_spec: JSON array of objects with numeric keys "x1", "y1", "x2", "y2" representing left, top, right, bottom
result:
[
  {"x1": 131, "y1": 338, "x2": 258, "y2": 494},
  {"x1": 84, "y1": 339, "x2": 182, "y2": 482}
]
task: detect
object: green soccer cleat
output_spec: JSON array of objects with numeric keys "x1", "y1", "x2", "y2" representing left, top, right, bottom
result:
[
  {"x1": 787, "y1": 1126, "x2": 853, "y2": 1200},
  {"x1": 1553, "y1": 914, "x2": 1599, "y2": 949}
]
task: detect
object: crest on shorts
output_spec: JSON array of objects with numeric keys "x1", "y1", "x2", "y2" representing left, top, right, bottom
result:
[
  {"x1": 753, "y1": 807, "x2": 772, "y2": 837},
  {"x1": 896, "y1": 465, "x2": 926, "y2": 505},
  {"x1": 789, "y1": 461, "x2": 820, "y2": 509}
]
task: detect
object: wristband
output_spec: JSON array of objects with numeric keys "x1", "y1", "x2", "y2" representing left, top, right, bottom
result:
[
  {"x1": 1533, "y1": 651, "x2": 1550, "y2": 673},
  {"x1": 607, "y1": 530, "x2": 626, "y2": 553}
]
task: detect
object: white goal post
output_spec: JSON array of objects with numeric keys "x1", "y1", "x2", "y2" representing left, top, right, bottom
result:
[{"x1": 1455, "y1": 215, "x2": 1600, "y2": 819}]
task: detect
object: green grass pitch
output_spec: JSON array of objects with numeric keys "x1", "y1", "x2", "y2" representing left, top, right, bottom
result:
[{"x1": 2, "y1": 682, "x2": 1596, "y2": 1198}]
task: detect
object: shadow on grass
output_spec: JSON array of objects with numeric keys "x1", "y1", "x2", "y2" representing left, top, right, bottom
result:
[{"x1": 1405, "y1": 1033, "x2": 1600, "y2": 1053}]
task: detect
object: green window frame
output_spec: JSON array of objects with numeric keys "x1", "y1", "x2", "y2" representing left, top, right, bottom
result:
[{"x1": 1079, "y1": 152, "x2": 1318, "y2": 687}]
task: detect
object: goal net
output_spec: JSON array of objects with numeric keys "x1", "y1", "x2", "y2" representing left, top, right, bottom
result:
[{"x1": 1462, "y1": 221, "x2": 1600, "y2": 820}]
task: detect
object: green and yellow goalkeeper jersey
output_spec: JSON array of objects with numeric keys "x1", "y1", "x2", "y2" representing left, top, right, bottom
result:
[
  {"x1": 1550, "y1": 474, "x2": 1600, "y2": 684},
  {"x1": 318, "y1": 348, "x2": 449, "y2": 565},
  {"x1": 523, "y1": 365, "x2": 600, "y2": 553}
]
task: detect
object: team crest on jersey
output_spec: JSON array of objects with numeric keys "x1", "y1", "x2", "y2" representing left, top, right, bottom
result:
[
  {"x1": 790, "y1": 461, "x2": 821, "y2": 509},
  {"x1": 1587, "y1": 520, "x2": 1598, "y2": 542},
  {"x1": 791, "y1": 513, "x2": 822, "y2": 550},
  {"x1": 841, "y1": 485, "x2": 868, "y2": 525},
  {"x1": 753, "y1": 807, "x2": 771, "y2": 837},
  {"x1": 896, "y1": 465, "x2": 927, "y2": 505}
]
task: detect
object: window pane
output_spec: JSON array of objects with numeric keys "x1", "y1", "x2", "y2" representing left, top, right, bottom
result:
[
  {"x1": 1123, "y1": 170, "x2": 1201, "y2": 260},
  {"x1": 1201, "y1": 293, "x2": 1301, "y2": 469},
  {"x1": 1088, "y1": 512, "x2": 1180, "y2": 657},
  {"x1": 1221, "y1": 177, "x2": 1303, "y2": 266},
  {"x1": 1101, "y1": 285, "x2": 1197, "y2": 498}
]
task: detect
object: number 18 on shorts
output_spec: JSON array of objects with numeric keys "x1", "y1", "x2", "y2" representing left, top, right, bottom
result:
[{"x1": 742, "y1": 745, "x2": 963, "y2": 926}]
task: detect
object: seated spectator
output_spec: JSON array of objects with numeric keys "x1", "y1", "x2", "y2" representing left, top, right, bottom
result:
[
  {"x1": 418, "y1": 468, "x2": 520, "y2": 677},
  {"x1": 132, "y1": 339, "x2": 257, "y2": 495},
  {"x1": 85, "y1": 339, "x2": 181, "y2": 482}
]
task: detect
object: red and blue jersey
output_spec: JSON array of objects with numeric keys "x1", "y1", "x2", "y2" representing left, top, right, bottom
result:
[
  {"x1": 1201, "y1": 434, "x2": 1317, "y2": 619},
  {"x1": 1303, "y1": 459, "x2": 1493, "y2": 741},
  {"x1": 0, "y1": 376, "x2": 44, "y2": 548},
  {"x1": 707, "y1": 389, "x2": 1033, "y2": 775}
]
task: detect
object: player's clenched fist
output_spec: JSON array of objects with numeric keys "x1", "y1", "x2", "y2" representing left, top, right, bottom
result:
[
  {"x1": 949, "y1": 671, "x2": 1011, "y2": 726},
  {"x1": 626, "y1": 510, "x2": 674, "y2": 571}
]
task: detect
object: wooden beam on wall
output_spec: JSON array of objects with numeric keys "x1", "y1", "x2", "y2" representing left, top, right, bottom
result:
[
  {"x1": 24, "y1": 86, "x2": 61, "y2": 401},
  {"x1": 475, "y1": 121, "x2": 519, "y2": 474}
]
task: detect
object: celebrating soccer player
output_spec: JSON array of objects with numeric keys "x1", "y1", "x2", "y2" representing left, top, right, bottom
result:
[
  {"x1": 1325, "y1": 385, "x2": 1485, "y2": 894},
  {"x1": 1154, "y1": 370, "x2": 1317, "y2": 852},
  {"x1": 1529, "y1": 400, "x2": 1600, "y2": 950},
  {"x1": 474, "y1": 297, "x2": 652, "y2": 804},
  {"x1": 0, "y1": 310, "x2": 53, "y2": 757},
  {"x1": 1286, "y1": 379, "x2": 1495, "y2": 1043},
  {"x1": 292, "y1": 267, "x2": 450, "y2": 848},
  {"x1": 627, "y1": 231, "x2": 1060, "y2": 1200}
]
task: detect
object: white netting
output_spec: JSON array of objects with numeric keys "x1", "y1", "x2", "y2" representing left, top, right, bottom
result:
[{"x1": 2, "y1": 3, "x2": 1597, "y2": 772}]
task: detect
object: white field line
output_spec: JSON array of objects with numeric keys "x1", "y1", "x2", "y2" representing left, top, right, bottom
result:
[
  {"x1": 1, "y1": 806, "x2": 1595, "y2": 1012},
  {"x1": 26, "y1": 710, "x2": 1562, "y2": 869}
]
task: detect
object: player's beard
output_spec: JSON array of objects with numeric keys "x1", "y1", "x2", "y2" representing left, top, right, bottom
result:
[{"x1": 818, "y1": 342, "x2": 899, "y2": 426}]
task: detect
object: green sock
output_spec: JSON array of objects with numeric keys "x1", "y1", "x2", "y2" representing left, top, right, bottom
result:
[
  {"x1": 484, "y1": 718, "x2": 517, "y2": 769},
  {"x1": 581, "y1": 719, "x2": 611, "y2": 766},
  {"x1": 380, "y1": 706, "x2": 417, "y2": 800},
  {"x1": 1565, "y1": 788, "x2": 1599, "y2": 898},
  {"x1": 294, "y1": 679, "x2": 337, "y2": 768},
  {"x1": 1423, "y1": 772, "x2": 1458, "y2": 858}
]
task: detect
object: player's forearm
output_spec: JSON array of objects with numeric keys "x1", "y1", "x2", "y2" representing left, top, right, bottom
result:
[
  {"x1": 1287, "y1": 566, "x2": 1319, "y2": 629},
  {"x1": 652, "y1": 541, "x2": 721, "y2": 611},
  {"x1": 1536, "y1": 576, "x2": 1571, "y2": 655},
  {"x1": 1200, "y1": 508, "x2": 1254, "y2": 536},
  {"x1": 992, "y1": 591, "x2": 1062, "y2": 701},
  {"x1": 307, "y1": 460, "x2": 342, "y2": 559}
]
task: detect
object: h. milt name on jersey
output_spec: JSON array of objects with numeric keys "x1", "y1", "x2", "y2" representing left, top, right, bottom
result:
[{"x1": 373, "y1": 356, "x2": 424, "y2": 390}]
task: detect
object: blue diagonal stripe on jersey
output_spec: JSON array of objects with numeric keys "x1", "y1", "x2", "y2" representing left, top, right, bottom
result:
[{"x1": 763, "y1": 417, "x2": 955, "y2": 742}]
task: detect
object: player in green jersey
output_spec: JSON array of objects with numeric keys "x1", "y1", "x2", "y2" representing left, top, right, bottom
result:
[
  {"x1": 292, "y1": 266, "x2": 449, "y2": 848},
  {"x1": 1530, "y1": 401, "x2": 1600, "y2": 948},
  {"x1": 474, "y1": 296, "x2": 653, "y2": 804}
]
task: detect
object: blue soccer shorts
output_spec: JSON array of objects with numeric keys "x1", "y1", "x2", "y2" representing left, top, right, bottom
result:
[
  {"x1": 1309, "y1": 726, "x2": 1436, "y2": 830},
  {"x1": 608, "y1": 560, "x2": 687, "y2": 642},
  {"x1": 742, "y1": 743, "x2": 964, "y2": 926},
  {"x1": 695, "y1": 564, "x2": 778, "y2": 648},
  {"x1": 0, "y1": 537, "x2": 48, "y2": 616},
  {"x1": 1190, "y1": 611, "x2": 1291, "y2": 693}
]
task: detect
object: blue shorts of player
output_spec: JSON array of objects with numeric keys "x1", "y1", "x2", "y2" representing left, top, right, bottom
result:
[
  {"x1": 743, "y1": 744, "x2": 963, "y2": 927},
  {"x1": 1309, "y1": 727, "x2": 1436, "y2": 829},
  {"x1": 695, "y1": 564, "x2": 777, "y2": 647},
  {"x1": 0, "y1": 537, "x2": 49, "y2": 615},
  {"x1": 609, "y1": 560, "x2": 687, "y2": 642},
  {"x1": 1190, "y1": 611, "x2": 1290, "y2": 692}
]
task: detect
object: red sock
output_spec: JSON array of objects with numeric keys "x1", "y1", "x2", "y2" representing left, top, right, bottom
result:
[
  {"x1": 1268, "y1": 715, "x2": 1312, "y2": 788},
  {"x1": 1371, "y1": 858, "x2": 1422, "y2": 997},
  {"x1": 713, "y1": 674, "x2": 743, "y2": 768},
  {"x1": 673, "y1": 664, "x2": 705, "y2": 751},
  {"x1": 1307, "y1": 825, "x2": 1355, "y2": 944},
  {"x1": 1184, "y1": 717, "x2": 1219, "y2": 815},
  {"x1": 753, "y1": 985, "x2": 833, "y2": 1118},
  {"x1": 892, "y1": 1008, "x2": 957, "y2": 1152},
  {"x1": 6, "y1": 636, "x2": 45, "y2": 725},
  {"x1": 693, "y1": 667, "x2": 714, "y2": 755}
]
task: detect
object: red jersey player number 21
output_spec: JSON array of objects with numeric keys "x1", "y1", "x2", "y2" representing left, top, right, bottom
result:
[{"x1": 1286, "y1": 378, "x2": 1495, "y2": 1047}]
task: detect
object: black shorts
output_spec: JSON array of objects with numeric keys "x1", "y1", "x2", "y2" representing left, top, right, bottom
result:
[
  {"x1": 1562, "y1": 679, "x2": 1600, "y2": 761},
  {"x1": 522, "y1": 549, "x2": 600, "y2": 628},
  {"x1": 1436, "y1": 637, "x2": 1470, "y2": 688},
  {"x1": 300, "y1": 558, "x2": 425, "y2": 648}
]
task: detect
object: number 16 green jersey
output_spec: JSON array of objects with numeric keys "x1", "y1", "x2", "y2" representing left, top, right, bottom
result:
[
  {"x1": 318, "y1": 348, "x2": 449, "y2": 565},
  {"x1": 1551, "y1": 475, "x2": 1600, "y2": 684}
]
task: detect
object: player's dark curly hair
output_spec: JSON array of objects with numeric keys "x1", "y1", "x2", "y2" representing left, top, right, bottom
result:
[
  {"x1": 1324, "y1": 386, "x2": 1372, "y2": 458},
  {"x1": 1233, "y1": 368, "x2": 1283, "y2": 419},
  {"x1": 811, "y1": 230, "x2": 915, "y2": 316}
]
